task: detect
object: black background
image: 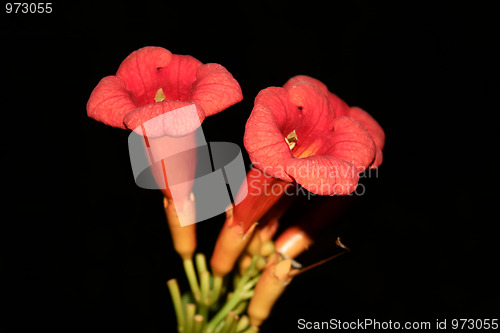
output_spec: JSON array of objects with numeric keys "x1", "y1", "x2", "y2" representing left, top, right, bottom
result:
[{"x1": 2, "y1": 1, "x2": 499, "y2": 332}]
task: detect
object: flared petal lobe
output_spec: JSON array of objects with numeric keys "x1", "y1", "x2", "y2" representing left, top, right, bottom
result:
[
  {"x1": 123, "y1": 101, "x2": 206, "y2": 138},
  {"x1": 347, "y1": 107, "x2": 385, "y2": 150},
  {"x1": 284, "y1": 75, "x2": 350, "y2": 116},
  {"x1": 286, "y1": 155, "x2": 359, "y2": 195},
  {"x1": 322, "y1": 117, "x2": 376, "y2": 172},
  {"x1": 244, "y1": 88, "x2": 297, "y2": 181},
  {"x1": 86, "y1": 76, "x2": 136, "y2": 129},
  {"x1": 283, "y1": 75, "x2": 329, "y2": 94},
  {"x1": 346, "y1": 106, "x2": 385, "y2": 168},
  {"x1": 190, "y1": 63, "x2": 243, "y2": 116}
]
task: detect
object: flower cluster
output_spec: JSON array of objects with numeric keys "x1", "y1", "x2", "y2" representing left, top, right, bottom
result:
[{"x1": 87, "y1": 46, "x2": 385, "y2": 333}]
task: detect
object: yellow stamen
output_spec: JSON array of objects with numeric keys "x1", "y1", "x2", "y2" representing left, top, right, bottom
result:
[
  {"x1": 285, "y1": 130, "x2": 298, "y2": 150},
  {"x1": 154, "y1": 88, "x2": 166, "y2": 102}
]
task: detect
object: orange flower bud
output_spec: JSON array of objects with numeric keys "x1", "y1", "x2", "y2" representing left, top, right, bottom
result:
[
  {"x1": 164, "y1": 195, "x2": 196, "y2": 260},
  {"x1": 210, "y1": 210, "x2": 257, "y2": 277},
  {"x1": 248, "y1": 259, "x2": 294, "y2": 327},
  {"x1": 274, "y1": 226, "x2": 313, "y2": 259}
]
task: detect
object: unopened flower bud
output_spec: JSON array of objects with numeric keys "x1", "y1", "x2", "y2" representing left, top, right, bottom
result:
[
  {"x1": 164, "y1": 196, "x2": 196, "y2": 260},
  {"x1": 275, "y1": 226, "x2": 313, "y2": 259},
  {"x1": 248, "y1": 259, "x2": 294, "y2": 327},
  {"x1": 211, "y1": 210, "x2": 257, "y2": 277}
]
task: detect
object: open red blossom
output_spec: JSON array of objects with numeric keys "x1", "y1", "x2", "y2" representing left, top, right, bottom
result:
[
  {"x1": 244, "y1": 75, "x2": 385, "y2": 196},
  {"x1": 87, "y1": 46, "x2": 242, "y2": 211},
  {"x1": 283, "y1": 75, "x2": 385, "y2": 167},
  {"x1": 87, "y1": 46, "x2": 242, "y2": 137}
]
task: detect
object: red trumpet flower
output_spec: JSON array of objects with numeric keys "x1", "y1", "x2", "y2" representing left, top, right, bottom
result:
[
  {"x1": 87, "y1": 46, "x2": 243, "y2": 207},
  {"x1": 244, "y1": 75, "x2": 385, "y2": 196},
  {"x1": 87, "y1": 46, "x2": 243, "y2": 262},
  {"x1": 87, "y1": 46, "x2": 242, "y2": 137}
]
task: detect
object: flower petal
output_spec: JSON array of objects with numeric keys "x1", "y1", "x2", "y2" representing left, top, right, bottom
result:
[
  {"x1": 87, "y1": 76, "x2": 136, "y2": 128},
  {"x1": 254, "y1": 87, "x2": 299, "y2": 132},
  {"x1": 285, "y1": 155, "x2": 359, "y2": 195},
  {"x1": 346, "y1": 106, "x2": 385, "y2": 168},
  {"x1": 244, "y1": 104, "x2": 295, "y2": 182},
  {"x1": 284, "y1": 77, "x2": 384, "y2": 168},
  {"x1": 158, "y1": 54, "x2": 202, "y2": 101},
  {"x1": 327, "y1": 92, "x2": 350, "y2": 117},
  {"x1": 283, "y1": 75, "x2": 329, "y2": 95},
  {"x1": 244, "y1": 87, "x2": 299, "y2": 181},
  {"x1": 322, "y1": 117, "x2": 376, "y2": 172},
  {"x1": 190, "y1": 63, "x2": 243, "y2": 116},
  {"x1": 116, "y1": 47, "x2": 173, "y2": 106},
  {"x1": 283, "y1": 75, "x2": 350, "y2": 116},
  {"x1": 286, "y1": 82, "x2": 336, "y2": 129},
  {"x1": 285, "y1": 82, "x2": 336, "y2": 157},
  {"x1": 123, "y1": 101, "x2": 205, "y2": 138}
]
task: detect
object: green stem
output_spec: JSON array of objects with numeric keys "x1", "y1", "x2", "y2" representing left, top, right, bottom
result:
[
  {"x1": 185, "y1": 303, "x2": 196, "y2": 333},
  {"x1": 210, "y1": 275, "x2": 223, "y2": 306},
  {"x1": 214, "y1": 320, "x2": 226, "y2": 333},
  {"x1": 205, "y1": 290, "x2": 244, "y2": 333},
  {"x1": 183, "y1": 258, "x2": 201, "y2": 302},
  {"x1": 199, "y1": 306, "x2": 208, "y2": 329},
  {"x1": 232, "y1": 300, "x2": 248, "y2": 315},
  {"x1": 236, "y1": 256, "x2": 258, "y2": 290},
  {"x1": 220, "y1": 312, "x2": 236, "y2": 333},
  {"x1": 196, "y1": 253, "x2": 208, "y2": 275},
  {"x1": 242, "y1": 275, "x2": 260, "y2": 291},
  {"x1": 200, "y1": 270, "x2": 210, "y2": 304},
  {"x1": 193, "y1": 314, "x2": 204, "y2": 333},
  {"x1": 199, "y1": 270, "x2": 210, "y2": 321},
  {"x1": 167, "y1": 279, "x2": 185, "y2": 332},
  {"x1": 228, "y1": 319, "x2": 239, "y2": 333},
  {"x1": 207, "y1": 256, "x2": 260, "y2": 333},
  {"x1": 240, "y1": 290, "x2": 254, "y2": 300}
]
